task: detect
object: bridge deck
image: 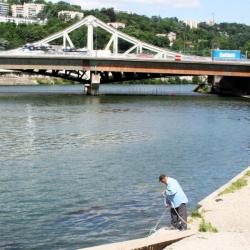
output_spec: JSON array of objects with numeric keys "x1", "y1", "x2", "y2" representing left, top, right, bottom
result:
[{"x1": 0, "y1": 53, "x2": 250, "y2": 77}]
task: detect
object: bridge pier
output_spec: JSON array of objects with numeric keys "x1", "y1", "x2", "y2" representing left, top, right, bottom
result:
[
  {"x1": 86, "y1": 73, "x2": 101, "y2": 96},
  {"x1": 210, "y1": 76, "x2": 250, "y2": 96}
]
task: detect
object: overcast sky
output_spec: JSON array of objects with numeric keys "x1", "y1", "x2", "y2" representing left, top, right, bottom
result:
[{"x1": 53, "y1": 0, "x2": 250, "y2": 25}]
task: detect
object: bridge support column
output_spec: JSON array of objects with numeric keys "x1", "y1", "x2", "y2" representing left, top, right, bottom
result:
[
  {"x1": 86, "y1": 73, "x2": 101, "y2": 96},
  {"x1": 210, "y1": 76, "x2": 250, "y2": 96},
  {"x1": 208, "y1": 75, "x2": 223, "y2": 86}
]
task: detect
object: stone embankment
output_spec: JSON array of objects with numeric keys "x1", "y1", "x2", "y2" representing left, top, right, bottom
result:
[{"x1": 165, "y1": 166, "x2": 250, "y2": 250}]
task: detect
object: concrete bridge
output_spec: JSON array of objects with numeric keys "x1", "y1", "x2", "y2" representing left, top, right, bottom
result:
[{"x1": 0, "y1": 15, "x2": 250, "y2": 95}]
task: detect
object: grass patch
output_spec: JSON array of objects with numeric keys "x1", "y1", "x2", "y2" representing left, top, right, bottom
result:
[
  {"x1": 191, "y1": 208, "x2": 202, "y2": 219},
  {"x1": 199, "y1": 219, "x2": 218, "y2": 233},
  {"x1": 219, "y1": 178, "x2": 248, "y2": 196},
  {"x1": 201, "y1": 208, "x2": 212, "y2": 213},
  {"x1": 36, "y1": 78, "x2": 54, "y2": 85},
  {"x1": 36, "y1": 78, "x2": 77, "y2": 85},
  {"x1": 245, "y1": 170, "x2": 250, "y2": 177}
]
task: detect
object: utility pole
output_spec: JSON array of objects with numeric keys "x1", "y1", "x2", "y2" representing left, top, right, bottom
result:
[
  {"x1": 183, "y1": 25, "x2": 187, "y2": 54},
  {"x1": 211, "y1": 12, "x2": 215, "y2": 50},
  {"x1": 212, "y1": 12, "x2": 215, "y2": 25}
]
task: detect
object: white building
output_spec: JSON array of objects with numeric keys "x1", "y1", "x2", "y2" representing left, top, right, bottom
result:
[
  {"x1": 11, "y1": 3, "x2": 44, "y2": 19},
  {"x1": 167, "y1": 32, "x2": 177, "y2": 46},
  {"x1": 156, "y1": 32, "x2": 176, "y2": 47},
  {"x1": 184, "y1": 19, "x2": 198, "y2": 29},
  {"x1": 107, "y1": 22, "x2": 126, "y2": 29},
  {"x1": 0, "y1": 15, "x2": 47, "y2": 25},
  {"x1": 11, "y1": 4, "x2": 23, "y2": 17},
  {"x1": 115, "y1": 9, "x2": 134, "y2": 15},
  {"x1": 58, "y1": 10, "x2": 84, "y2": 21},
  {"x1": 0, "y1": 0, "x2": 9, "y2": 17},
  {"x1": 156, "y1": 33, "x2": 167, "y2": 37},
  {"x1": 25, "y1": 3, "x2": 44, "y2": 18},
  {"x1": 206, "y1": 19, "x2": 215, "y2": 26}
]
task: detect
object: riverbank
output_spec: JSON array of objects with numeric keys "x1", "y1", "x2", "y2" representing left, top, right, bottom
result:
[
  {"x1": 241, "y1": 95, "x2": 250, "y2": 101},
  {"x1": 0, "y1": 71, "x2": 203, "y2": 86},
  {"x1": 0, "y1": 72, "x2": 76, "y2": 85},
  {"x1": 165, "y1": 166, "x2": 250, "y2": 250},
  {"x1": 77, "y1": 167, "x2": 250, "y2": 250}
]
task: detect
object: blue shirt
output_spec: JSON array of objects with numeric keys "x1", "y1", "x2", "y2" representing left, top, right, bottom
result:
[{"x1": 164, "y1": 177, "x2": 188, "y2": 208}]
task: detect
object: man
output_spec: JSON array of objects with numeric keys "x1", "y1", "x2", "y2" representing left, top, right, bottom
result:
[{"x1": 159, "y1": 174, "x2": 188, "y2": 230}]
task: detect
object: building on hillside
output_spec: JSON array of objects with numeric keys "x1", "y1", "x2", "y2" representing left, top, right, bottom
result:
[
  {"x1": 206, "y1": 19, "x2": 215, "y2": 26},
  {"x1": 167, "y1": 32, "x2": 177, "y2": 46},
  {"x1": 0, "y1": 0, "x2": 9, "y2": 17},
  {"x1": 219, "y1": 31, "x2": 229, "y2": 38},
  {"x1": 184, "y1": 19, "x2": 198, "y2": 29},
  {"x1": 115, "y1": 9, "x2": 134, "y2": 15},
  {"x1": 58, "y1": 10, "x2": 84, "y2": 21},
  {"x1": 107, "y1": 22, "x2": 126, "y2": 29},
  {"x1": 11, "y1": 5, "x2": 23, "y2": 17},
  {"x1": 24, "y1": 3, "x2": 44, "y2": 18},
  {"x1": 11, "y1": 3, "x2": 44, "y2": 19},
  {"x1": 0, "y1": 15, "x2": 47, "y2": 25},
  {"x1": 156, "y1": 32, "x2": 176, "y2": 47},
  {"x1": 156, "y1": 33, "x2": 167, "y2": 37}
]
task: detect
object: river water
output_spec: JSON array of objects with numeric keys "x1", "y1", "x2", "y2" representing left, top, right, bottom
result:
[{"x1": 0, "y1": 85, "x2": 249, "y2": 250}]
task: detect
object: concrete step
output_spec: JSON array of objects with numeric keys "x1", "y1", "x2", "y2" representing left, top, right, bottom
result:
[{"x1": 78, "y1": 228, "x2": 195, "y2": 250}]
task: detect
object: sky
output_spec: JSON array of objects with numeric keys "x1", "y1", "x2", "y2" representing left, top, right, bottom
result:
[{"x1": 54, "y1": 0, "x2": 250, "y2": 25}]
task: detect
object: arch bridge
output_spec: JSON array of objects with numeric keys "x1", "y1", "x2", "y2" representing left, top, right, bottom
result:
[{"x1": 0, "y1": 15, "x2": 250, "y2": 95}]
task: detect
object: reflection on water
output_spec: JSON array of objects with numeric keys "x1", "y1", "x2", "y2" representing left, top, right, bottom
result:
[
  {"x1": 0, "y1": 84, "x2": 198, "y2": 96},
  {"x1": 0, "y1": 85, "x2": 249, "y2": 250}
]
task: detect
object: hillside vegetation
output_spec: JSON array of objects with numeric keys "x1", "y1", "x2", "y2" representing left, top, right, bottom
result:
[{"x1": 1, "y1": 1, "x2": 250, "y2": 57}]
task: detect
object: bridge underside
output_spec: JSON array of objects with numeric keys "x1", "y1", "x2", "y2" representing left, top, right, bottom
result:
[
  {"x1": 209, "y1": 76, "x2": 250, "y2": 96},
  {"x1": 18, "y1": 69, "x2": 250, "y2": 96},
  {"x1": 20, "y1": 69, "x2": 176, "y2": 95},
  {"x1": 21, "y1": 69, "x2": 167, "y2": 84}
]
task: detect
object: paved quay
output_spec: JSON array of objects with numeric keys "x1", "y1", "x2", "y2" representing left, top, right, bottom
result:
[
  {"x1": 78, "y1": 229, "x2": 195, "y2": 250},
  {"x1": 241, "y1": 95, "x2": 250, "y2": 101},
  {"x1": 165, "y1": 166, "x2": 250, "y2": 250},
  {"x1": 79, "y1": 166, "x2": 250, "y2": 250}
]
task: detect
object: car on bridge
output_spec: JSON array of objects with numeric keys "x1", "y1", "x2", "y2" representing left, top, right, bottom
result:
[
  {"x1": 23, "y1": 43, "x2": 54, "y2": 52},
  {"x1": 175, "y1": 55, "x2": 182, "y2": 61},
  {"x1": 62, "y1": 47, "x2": 89, "y2": 53}
]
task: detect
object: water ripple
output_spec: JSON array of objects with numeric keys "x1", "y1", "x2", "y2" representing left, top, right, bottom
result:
[{"x1": 0, "y1": 90, "x2": 249, "y2": 250}]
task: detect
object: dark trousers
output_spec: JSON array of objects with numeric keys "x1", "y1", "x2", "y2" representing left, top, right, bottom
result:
[{"x1": 170, "y1": 203, "x2": 187, "y2": 230}]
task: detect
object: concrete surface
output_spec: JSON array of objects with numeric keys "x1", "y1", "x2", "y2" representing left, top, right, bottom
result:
[{"x1": 165, "y1": 166, "x2": 250, "y2": 250}]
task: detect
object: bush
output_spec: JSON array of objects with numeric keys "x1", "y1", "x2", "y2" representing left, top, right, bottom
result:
[
  {"x1": 219, "y1": 178, "x2": 248, "y2": 195},
  {"x1": 245, "y1": 170, "x2": 250, "y2": 177},
  {"x1": 199, "y1": 219, "x2": 218, "y2": 233},
  {"x1": 191, "y1": 208, "x2": 202, "y2": 219}
]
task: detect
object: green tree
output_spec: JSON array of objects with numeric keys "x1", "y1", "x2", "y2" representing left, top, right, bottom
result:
[
  {"x1": 192, "y1": 76, "x2": 202, "y2": 84},
  {"x1": 100, "y1": 8, "x2": 116, "y2": 22},
  {"x1": 0, "y1": 38, "x2": 9, "y2": 50},
  {"x1": 1, "y1": 1, "x2": 250, "y2": 56}
]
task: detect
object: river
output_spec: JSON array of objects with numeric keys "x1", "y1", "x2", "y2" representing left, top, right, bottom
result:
[{"x1": 0, "y1": 84, "x2": 249, "y2": 250}]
